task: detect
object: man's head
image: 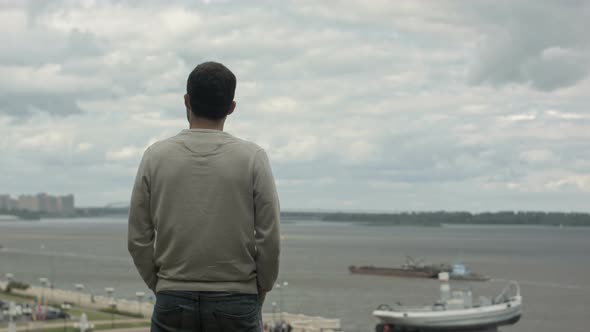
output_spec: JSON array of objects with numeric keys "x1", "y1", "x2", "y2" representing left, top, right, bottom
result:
[{"x1": 185, "y1": 61, "x2": 236, "y2": 121}]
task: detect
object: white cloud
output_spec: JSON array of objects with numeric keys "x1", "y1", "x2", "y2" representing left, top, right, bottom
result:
[
  {"x1": 520, "y1": 150, "x2": 557, "y2": 163},
  {"x1": 0, "y1": 0, "x2": 589, "y2": 210},
  {"x1": 544, "y1": 110, "x2": 586, "y2": 120},
  {"x1": 545, "y1": 176, "x2": 590, "y2": 192},
  {"x1": 258, "y1": 97, "x2": 298, "y2": 114},
  {"x1": 76, "y1": 142, "x2": 93, "y2": 152},
  {"x1": 105, "y1": 146, "x2": 145, "y2": 161},
  {"x1": 499, "y1": 112, "x2": 537, "y2": 122},
  {"x1": 0, "y1": 64, "x2": 106, "y2": 94}
]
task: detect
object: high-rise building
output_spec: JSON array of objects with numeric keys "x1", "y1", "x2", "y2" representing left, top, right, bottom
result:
[
  {"x1": 0, "y1": 195, "x2": 11, "y2": 210},
  {"x1": 36, "y1": 193, "x2": 60, "y2": 213},
  {"x1": 59, "y1": 194, "x2": 75, "y2": 215},
  {"x1": 18, "y1": 195, "x2": 39, "y2": 212}
]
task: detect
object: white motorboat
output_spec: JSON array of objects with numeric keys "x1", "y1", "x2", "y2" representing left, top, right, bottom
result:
[{"x1": 373, "y1": 274, "x2": 522, "y2": 331}]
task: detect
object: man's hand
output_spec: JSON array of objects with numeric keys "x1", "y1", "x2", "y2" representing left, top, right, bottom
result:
[{"x1": 258, "y1": 291, "x2": 266, "y2": 305}]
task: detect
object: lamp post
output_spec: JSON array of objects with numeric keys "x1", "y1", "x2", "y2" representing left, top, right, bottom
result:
[
  {"x1": 39, "y1": 277, "x2": 50, "y2": 321},
  {"x1": 276, "y1": 281, "x2": 288, "y2": 321},
  {"x1": 109, "y1": 299, "x2": 117, "y2": 328},
  {"x1": 61, "y1": 303, "x2": 71, "y2": 332},
  {"x1": 105, "y1": 287, "x2": 115, "y2": 298},
  {"x1": 105, "y1": 287, "x2": 115, "y2": 328},
  {"x1": 136, "y1": 292, "x2": 145, "y2": 316},
  {"x1": 75, "y1": 284, "x2": 85, "y2": 306},
  {"x1": 271, "y1": 302, "x2": 277, "y2": 323},
  {"x1": 39, "y1": 277, "x2": 49, "y2": 301},
  {"x1": 7, "y1": 301, "x2": 16, "y2": 332}
]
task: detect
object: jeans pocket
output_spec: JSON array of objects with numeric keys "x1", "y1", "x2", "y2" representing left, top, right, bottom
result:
[
  {"x1": 213, "y1": 305, "x2": 260, "y2": 332},
  {"x1": 151, "y1": 304, "x2": 184, "y2": 332}
]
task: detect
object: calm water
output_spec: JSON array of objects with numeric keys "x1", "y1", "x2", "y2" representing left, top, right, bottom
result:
[{"x1": 1, "y1": 218, "x2": 589, "y2": 331}]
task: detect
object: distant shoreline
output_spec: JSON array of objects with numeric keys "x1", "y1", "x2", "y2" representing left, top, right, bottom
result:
[
  {"x1": 314, "y1": 211, "x2": 590, "y2": 227},
  {"x1": 1, "y1": 209, "x2": 589, "y2": 227}
]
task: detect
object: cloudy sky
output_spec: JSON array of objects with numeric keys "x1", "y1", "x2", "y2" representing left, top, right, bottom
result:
[{"x1": 1, "y1": 0, "x2": 589, "y2": 211}]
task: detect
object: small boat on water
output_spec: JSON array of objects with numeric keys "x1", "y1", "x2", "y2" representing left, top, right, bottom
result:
[{"x1": 373, "y1": 274, "x2": 522, "y2": 331}]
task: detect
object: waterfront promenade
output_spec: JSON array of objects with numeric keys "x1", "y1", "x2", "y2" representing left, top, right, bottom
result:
[{"x1": 0, "y1": 279, "x2": 342, "y2": 331}]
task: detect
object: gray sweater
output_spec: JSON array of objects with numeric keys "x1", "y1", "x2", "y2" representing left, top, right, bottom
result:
[{"x1": 128, "y1": 129, "x2": 280, "y2": 297}]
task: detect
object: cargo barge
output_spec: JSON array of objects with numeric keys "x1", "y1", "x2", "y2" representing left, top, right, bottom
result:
[{"x1": 349, "y1": 257, "x2": 490, "y2": 282}]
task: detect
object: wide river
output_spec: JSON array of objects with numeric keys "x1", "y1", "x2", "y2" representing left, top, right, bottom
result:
[{"x1": 0, "y1": 218, "x2": 589, "y2": 331}]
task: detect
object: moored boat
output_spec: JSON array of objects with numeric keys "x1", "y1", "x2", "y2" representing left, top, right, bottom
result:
[{"x1": 373, "y1": 274, "x2": 522, "y2": 331}]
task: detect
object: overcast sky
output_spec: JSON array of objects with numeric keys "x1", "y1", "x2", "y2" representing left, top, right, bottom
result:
[{"x1": 1, "y1": 0, "x2": 589, "y2": 211}]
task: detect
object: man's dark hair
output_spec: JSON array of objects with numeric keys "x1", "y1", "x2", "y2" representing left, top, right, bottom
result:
[{"x1": 186, "y1": 61, "x2": 236, "y2": 120}]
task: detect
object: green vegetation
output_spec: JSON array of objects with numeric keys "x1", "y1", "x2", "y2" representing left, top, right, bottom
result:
[
  {"x1": 41, "y1": 321, "x2": 151, "y2": 332},
  {"x1": 0, "y1": 208, "x2": 40, "y2": 220},
  {"x1": 93, "y1": 322, "x2": 151, "y2": 330},
  {"x1": 5, "y1": 206, "x2": 589, "y2": 226},
  {"x1": 0, "y1": 291, "x2": 143, "y2": 323},
  {"x1": 75, "y1": 207, "x2": 129, "y2": 217},
  {"x1": 315, "y1": 211, "x2": 590, "y2": 227},
  {"x1": 4, "y1": 280, "x2": 31, "y2": 293},
  {"x1": 99, "y1": 307, "x2": 144, "y2": 319},
  {"x1": 0, "y1": 289, "x2": 37, "y2": 303},
  {"x1": 67, "y1": 307, "x2": 136, "y2": 321}
]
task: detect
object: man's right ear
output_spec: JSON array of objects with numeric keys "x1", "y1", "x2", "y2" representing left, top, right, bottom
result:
[
  {"x1": 184, "y1": 94, "x2": 191, "y2": 110},
  {"x1": 184, "y1": 94, "x2": 192, "y2": 123}
]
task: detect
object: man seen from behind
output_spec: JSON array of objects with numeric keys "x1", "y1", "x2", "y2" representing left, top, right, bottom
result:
[{"x1": 128, "y1": 61, "x2": 281, "y2": 332}]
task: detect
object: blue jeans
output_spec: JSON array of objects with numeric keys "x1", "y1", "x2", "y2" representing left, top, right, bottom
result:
[{"x1": 151, "y1": 291, "x2": 262, "y2": 332}]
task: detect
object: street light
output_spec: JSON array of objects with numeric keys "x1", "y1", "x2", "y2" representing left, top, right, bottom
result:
[
  {"x1": 39, "y1": 277, "x2": 51, "y2": 321},
  {"x1": 136, "y1": 292, "x2": 145, "y2": 316},
  {"x1": 275, "y1": 281, "x2": 289, "y2": 321},
  {"x1": 39, "y1": 277, "x2": 49, "y2": 301},
  {"x1": 105, "y1": 287, "x2": 116, "y2": 328},
  {"x1": 75, "y1": 284, "x2": 85, "y2": 306},
  {"x1": 109, "y1": 299, "x2": 117, "y2": 328},
  {"x1": 7, "y1": 301, "x2": 16, "y2": 332},
  {"x1": 104, "y1": 287, "x2": 115, "y2": 297},
  {"x1": 61, "y1": 303, "x2": 71, "y2": 332},
  {"x1": 271, "y1": 302, "x2": 277, "y2": 323}
]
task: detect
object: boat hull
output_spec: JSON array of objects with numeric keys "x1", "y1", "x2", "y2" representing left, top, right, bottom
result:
[
  {"x1": 376, "y1": 314, "x2": 520, "y2": 331},
  {"x1": 449, "y1": 274, "x2": 491, "y2": 282},
  {"x1": 373, "y1": 297, "x2": 522, "y2": 331},
  {"x1": 349, "y1": 266, "x2": 439, "y2": 278}
]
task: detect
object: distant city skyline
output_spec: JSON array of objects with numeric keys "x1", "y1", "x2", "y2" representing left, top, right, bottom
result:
[{"x1": 0, "y1": 193, "x2": 75, "y2": 215}]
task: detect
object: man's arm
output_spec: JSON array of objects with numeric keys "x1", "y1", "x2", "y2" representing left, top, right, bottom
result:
[
  {"x1": 128, "y1": 149, "x2": 158, "y2": 292},
  {"x1": 252, "y1": 149, "x2": 281, "y2": 302}
]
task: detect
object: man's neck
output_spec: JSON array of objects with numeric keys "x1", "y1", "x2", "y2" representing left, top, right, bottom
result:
[{"x1": 189, "y1": 117, "x2": 225, "y2": 131}]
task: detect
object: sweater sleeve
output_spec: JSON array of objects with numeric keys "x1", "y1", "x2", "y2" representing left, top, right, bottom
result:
[
  {"x1": 252, "y1": 149, "x2": 281, "y2": 294},
  {"x1": 128, "y1": 148, "x2": 158, "y2": 291}
]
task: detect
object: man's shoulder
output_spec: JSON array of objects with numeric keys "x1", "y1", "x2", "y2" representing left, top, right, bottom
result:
[
  {"x1": 144, "y1": 131, "x2": 265, "y2": 157},
  {"x1": 144, "y1": 135, "x2": 180, "y2": 155},
  {"x1": 226, "y1": 134, "x2": 264, "y2": 154}
]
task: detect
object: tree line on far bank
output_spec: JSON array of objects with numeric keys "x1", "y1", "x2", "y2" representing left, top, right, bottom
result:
[
  {"x1": 315, "y1": 211, "x2": 590, "y2": 227},
  {"x1": 3, "y1": 207, "x2": 590, "y2": 226}
]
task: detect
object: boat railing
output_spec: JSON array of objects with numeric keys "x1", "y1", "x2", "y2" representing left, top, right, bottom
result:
[
  {"x1": 493, "y1": 281, "x2": 521, "y2": 304},
  {"x1": 376, "y1": 304, "x2": 394, "y2": 311}
]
